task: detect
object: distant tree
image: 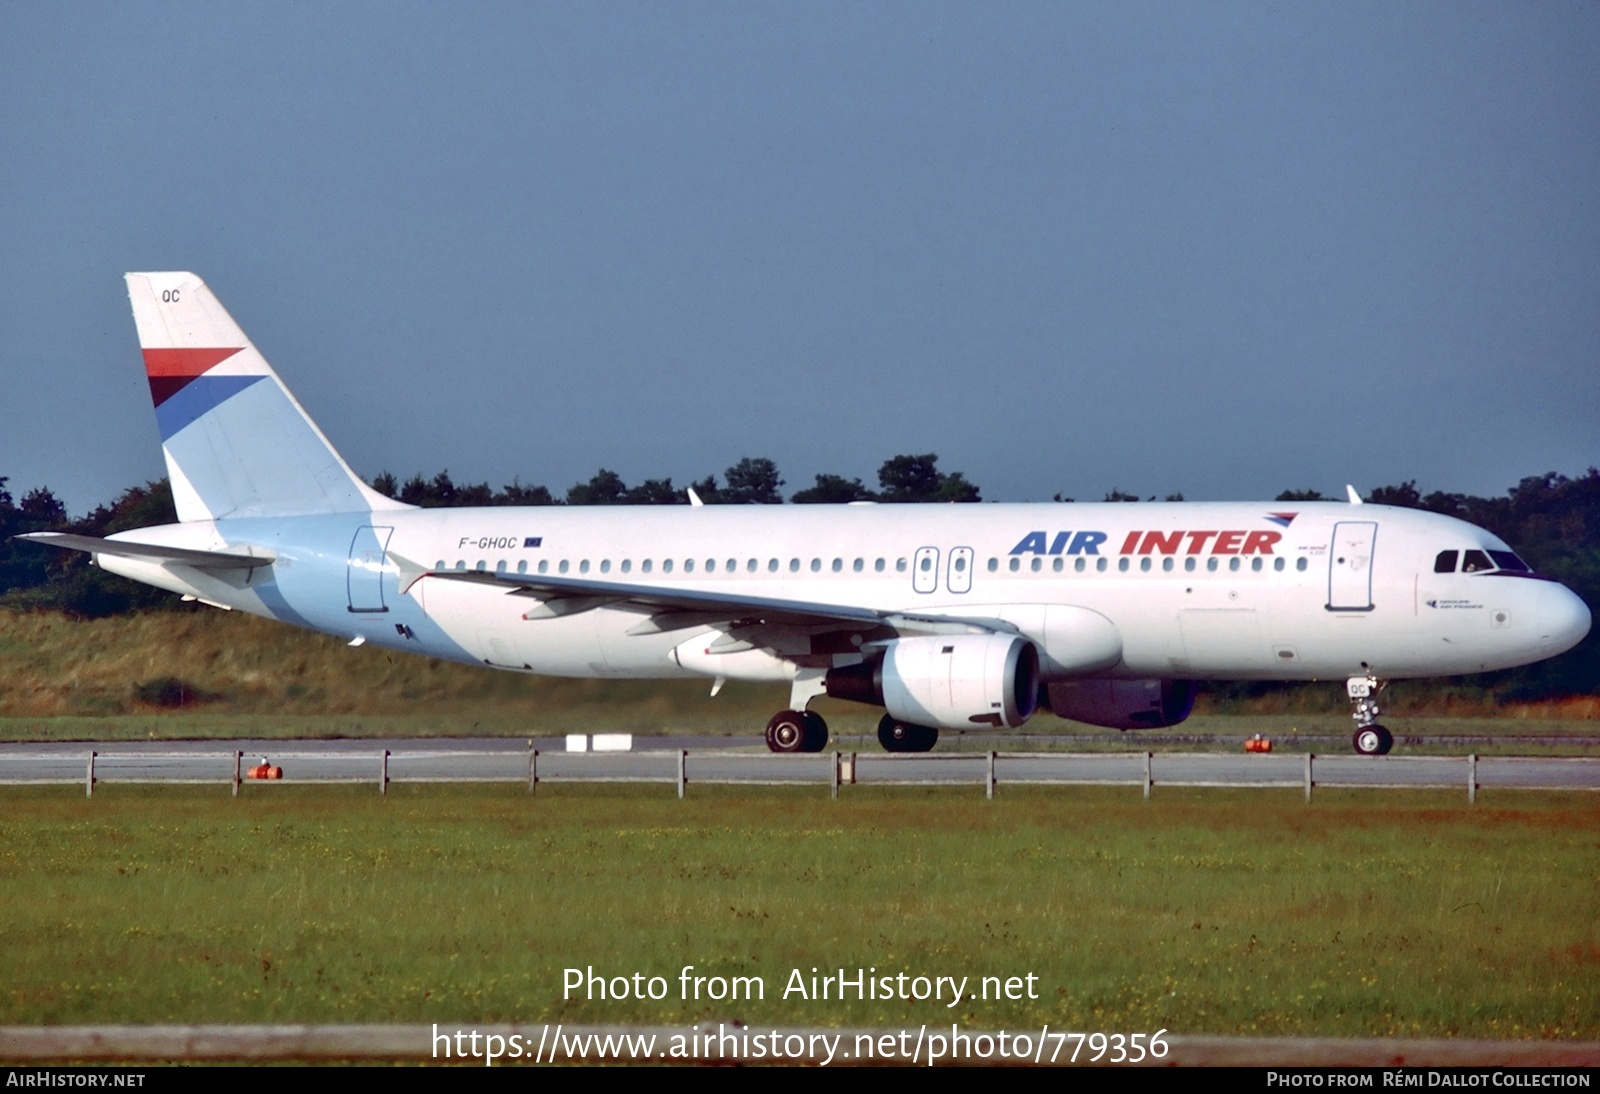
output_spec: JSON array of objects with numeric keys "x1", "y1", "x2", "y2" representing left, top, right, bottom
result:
[
  {"x1": 19, "y1": 487, "x2": 64, "y2": 525},
  {"x1": 1275, "y1": 489, "x2": 1328, "y2": 502},
  {"x1": 688, "y1": 475, "x2": 721, "y2": 504},
  {"x1": 567, "y1": 469, "x2": 629, "y2": 506},
  {"x1": 719, "y1": 457, "x2": 784, "y2": 504},
  {"x1": 878, "y1": 454, "x2": 944, "y2": 502},
  {"x1": 453, "y1": 481, "x2": 494, "y2": 507},
  {"x1": 497, "y1": 479, "x2": 558, "y2": 506},
  {"x1": 1164, "y1": 493, "x2": 1185, "y2": 502},
  {"x1": 793, "y1": 474, "x2": 877, "y2": 504},
  {"x1": 1103, "y1": 489, "x2": 1140, "y2": 502},
  {"x1": 369, "y1": 471, "x2": 400, "y2": 500},
  {"x1": 1368, "y1": 480, "x2": 1421, "y2": 508},
  {"x1": 876, "y1": 454, "x2": 981, "y2": 503},
  {"x1": 933, "y1": 471, "x2": 981, "y2": 503},
  {"x1": 623, "y1": 478, "x2": 686, "y2": 505},
  {"x1": 1052, "y1": 493, "x2": 1075, "y2": 503}
]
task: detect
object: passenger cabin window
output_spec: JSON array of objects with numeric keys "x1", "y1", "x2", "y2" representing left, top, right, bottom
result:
[
  {"x1": 1461, "y1": 550, "x2": 1493, "y2": 573},
  {"x1": 663, "y1": 559, "x2": 675, "y2": 573},
  {"x1": 1434, "y1": 550, "x2": 1459, "y2": 573},
  {"x1": 987, "y1": 558, "x2": 999, "y2": 573}
]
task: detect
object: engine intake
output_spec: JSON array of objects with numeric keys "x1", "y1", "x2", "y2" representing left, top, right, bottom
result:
[{"x1": 825, "y1": 634, "x2": 1040, "y2": 731}]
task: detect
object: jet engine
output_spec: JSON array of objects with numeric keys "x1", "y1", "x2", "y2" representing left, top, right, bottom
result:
[
  {"x1": 825, "y1": 634, "x2": 1040, "y2": 730},
  {"x1": 1043, "y1": 678, "x2": 1196, "y2": 730}
]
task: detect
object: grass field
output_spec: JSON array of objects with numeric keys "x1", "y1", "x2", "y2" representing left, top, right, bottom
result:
[
  {"x1": 2, "y1": 609, "x2": 1597, "y2": 749},
  {"x1": 1, "y1": 784, "x2": 1595, "y2": 1038}
]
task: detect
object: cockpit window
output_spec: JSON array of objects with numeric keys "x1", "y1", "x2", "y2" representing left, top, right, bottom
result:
[
  {"x1": 1433, "y1": 550, "x2": 1458, "y2": 573},
  {"x1": 1461, "y1": 550, "x2": 1494, "y2": 573},
  {"x1": 1488, "y1": 550, "x2": 1531, "y2": 573}
]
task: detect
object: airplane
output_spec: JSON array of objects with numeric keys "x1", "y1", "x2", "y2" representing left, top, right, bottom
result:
[{"x1": 20, "y1": 273, "x2": 1592, "y2": 757}]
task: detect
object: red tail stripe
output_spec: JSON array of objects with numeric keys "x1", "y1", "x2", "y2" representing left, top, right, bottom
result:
[{"x1": 142, "y1": 347, "x2": 244, "y2": 377}]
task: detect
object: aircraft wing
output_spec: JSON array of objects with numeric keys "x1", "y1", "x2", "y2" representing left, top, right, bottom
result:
[
  {"x1": 413, "y1": 564, "x2": 1007, "y2": 638},
  {"x1": 16, "y1": 532, "x2": 275, "y2": 570}
]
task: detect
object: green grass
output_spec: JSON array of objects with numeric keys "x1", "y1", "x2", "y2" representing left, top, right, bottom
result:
[{"x1": 1, "y1": 785, "x2": 1595, "y2": 1038}]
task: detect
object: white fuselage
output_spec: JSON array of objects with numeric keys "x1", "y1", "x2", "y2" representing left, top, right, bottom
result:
[{"x1": 102, "y1": 500, "x2": 1591, "y2": 689}]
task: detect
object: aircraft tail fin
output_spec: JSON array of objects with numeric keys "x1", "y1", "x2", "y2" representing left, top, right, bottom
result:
[{"x1": 125, "y1": 272, "x2": 408, "y2": 522}]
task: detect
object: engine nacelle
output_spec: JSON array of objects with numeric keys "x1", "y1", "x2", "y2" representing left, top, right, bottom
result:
[
  {"x1": 826, "y1": 634, "x2": 1040, "y2": 731},
  {"x1": 1043, "y1": 678, "x2": 1196, "y2": 730}
]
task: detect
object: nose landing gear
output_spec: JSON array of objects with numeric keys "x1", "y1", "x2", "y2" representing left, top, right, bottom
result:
[{"x1": 1347, "y1": 674, "x2": 1393, "y2": 756}]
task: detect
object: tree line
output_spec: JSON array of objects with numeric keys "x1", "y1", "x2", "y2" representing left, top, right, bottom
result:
[
  {"x1": 367, "y1": 453, "x2": 980, "y2": 507},
  {"x1": 1, "y1": 464, "x2": 1594, "y2": 700}
]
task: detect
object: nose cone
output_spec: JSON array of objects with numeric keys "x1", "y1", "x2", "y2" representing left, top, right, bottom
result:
[{"x1": 1537, "y1": 583, "x2": 1592, "y2": 656}]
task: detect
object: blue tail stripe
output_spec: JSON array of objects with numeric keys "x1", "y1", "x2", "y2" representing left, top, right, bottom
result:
[{"x1": 155, "y1": 375, "x2": 267, "y2": 440}]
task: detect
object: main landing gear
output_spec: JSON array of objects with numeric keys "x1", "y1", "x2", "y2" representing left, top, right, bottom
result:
[
  {"x1": 878, "y1": 713, "x2": 938, "y2": 753},
  {"x1": 765, "y1": 709, "x2": 829, "y2": 753},
  {"x1": 1347, "y1": 674, "x2": 1394, "y2": 756}
]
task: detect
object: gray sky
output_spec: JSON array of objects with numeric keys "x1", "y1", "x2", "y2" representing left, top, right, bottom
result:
[{"x1": 3, "y1": 2, "x2": 1597, "y2": 514}]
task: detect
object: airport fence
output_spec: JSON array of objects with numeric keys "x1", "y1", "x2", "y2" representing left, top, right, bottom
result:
[{"x1": 1, "y1": 747, "x2": 1597, "y2": 802}]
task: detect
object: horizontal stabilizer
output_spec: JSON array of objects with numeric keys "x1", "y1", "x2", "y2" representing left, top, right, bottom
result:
[{"x1": 17, "y1": 532, "x2": 274, "y2": 570}]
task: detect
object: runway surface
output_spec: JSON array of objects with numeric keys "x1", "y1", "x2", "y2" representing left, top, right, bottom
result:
[{"x1": 1, "y1": 738, "x2": 1596, "y2": 794}]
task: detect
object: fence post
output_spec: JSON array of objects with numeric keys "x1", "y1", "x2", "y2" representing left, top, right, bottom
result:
[
  {"x1": 986, "y1": 750, "x2": 996, "y2": 801},
  {"x1": 1468, "y1": 753, "x2": 1477, "y2": 805},
  {"x1": 830, "y1": 752, "x2": 840, "y2": 800},
  {"x1": 232, "y1": 751, "x2": 241, "y2": 798},
  {"x1": 676, "y1": 749, "x2": 687, "y2": 799},
  {"x1": 1143, "y1": 751, "x2": 1152, "y2": 800},
  {"x1": 1304, "y1": 752, "x2": 1313, "y2": 804},
  {"x1": 86, "y1": 750, "x2": 95, "y2": 798},
  {"x1": 528, "y1": 749, "x2": 538, "y2": 796},
  {"x1": 377, "y1": 749, "x2": 388, "y2": 796}
]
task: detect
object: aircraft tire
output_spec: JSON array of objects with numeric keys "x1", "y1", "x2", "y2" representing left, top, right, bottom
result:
[
  {"x1": 766, "y1": 710, "x2": 808, "y2": 753},
  {"x1": 878, "y1": 714, "x2": 939, "y2": 753},
  {"x1": 800, "y1": 711, "x2": 829, "y2": 753},
  {"x1": 1352, "y1": 724, "x2": 1394, "y2": 756}
]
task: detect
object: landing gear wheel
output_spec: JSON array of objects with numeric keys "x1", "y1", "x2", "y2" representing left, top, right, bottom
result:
[
  {"x1": 877, "y1": 713, "x2": 939, "y2": 753},
  {"x1": 766, "y1": 710, "x2": 808, "y2": 753},
  {"x1": 800, "y1": 711, "x2": 829, "y2": 753},
  {"x1": 1352, "y1": 724, "x2": 1393, "y2": 756}
]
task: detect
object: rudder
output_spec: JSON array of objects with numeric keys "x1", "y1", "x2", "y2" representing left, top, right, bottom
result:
[{"x1": 126, "y1": 272, "x2": 406, "y2": 521}]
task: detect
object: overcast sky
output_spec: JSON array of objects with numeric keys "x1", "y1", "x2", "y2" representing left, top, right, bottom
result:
[{"x1": 3, "y1": 2, "x2": 1597, "y2": 513}]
